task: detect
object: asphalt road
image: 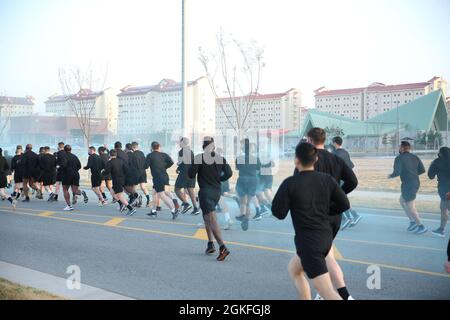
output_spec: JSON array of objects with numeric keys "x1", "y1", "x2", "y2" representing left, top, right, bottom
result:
[{"x1": 0, "y1": 191, "x2": 449, "y2": 300}]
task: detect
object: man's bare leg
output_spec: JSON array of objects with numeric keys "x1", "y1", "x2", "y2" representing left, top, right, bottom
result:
[
  {"x1": 325, "y1": 246, "x2": 349, "y2": 299},
  {"x1": 287, "y1": 255, "x2": 312, "y2": 300}
]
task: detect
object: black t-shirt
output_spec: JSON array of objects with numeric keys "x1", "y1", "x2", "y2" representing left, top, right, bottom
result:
[
  {"x1": 188, "y1": 152, "x2": 232, "y2": 190},
  {"x1": 54, "y1": 150, "x2": 66, "y2": 168},
  {"x1": 85, "y1": 153, "x2": 104, "y2": 175},
  {"x1": 333, "y1": 148, "x2": 354, "y2": 169},
  {"x1": 390, "y1": 152, "x2": 425, "y2": 183},
  {"x1": 60, "y1": 152, "x2": 81, "y2": 176},
  {"x1": 0, "y1": 155, "x2": 9, "y2": 175},
  {"x1": 236, "y1": 154, "x2": 261, "y2": 178},
  {"x1": 11, "y1": 154, "x2": 25, "y2": 176},
  {"x1": 116, "y1": 149, "x2": 128, "y2": 163},
  {"x1": 133, "y1": 150, "x2": 146, "y2": 171},
  {"x1": 39, "y1": 153, "x2": 57, "y2": 174},
  {"x1": 22, "y1": 150, "x2": 40, "y2": 176},
  {"x1": 272, "y1": 171, "x2": 350, "y2": 233},
  {"x1": 294, "y1": 149, "x2": 358, "y2": 195},
  {"x1": 104, "y1": 157, "x2": 128, "y2": 181},
  {"x1": 145, "y1": 151, "x2": 174, "y2": 180}
]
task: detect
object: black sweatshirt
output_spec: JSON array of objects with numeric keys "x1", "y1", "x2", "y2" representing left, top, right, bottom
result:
[
  {"x1": 272, "y1": 171, "x2": 350, "y2": 232},
  {"x1": 54, "y1": 150, "x2": 66, "y2": 168},
  {"x1": 11, "y1": 154, "x2": 24, "y2": 176},
  {"x1": 177, "y1": 147, "x2": 195, "y2": 174},
  {"x1": 0, "y1": 155, "x2": 10, "y2": 176},
  {"x1": 133, "y1": 150, "x2": 147, "y2": 171},
  {"x1": 428, "y1": 156, "x2": 450, "y2": 185},
  {"x1": 188, "y1": 153, "x2": 233, "y2": 190},
  {"x1": 84, "y1": 153, "x2": 104, "y2": 175},
  {"x1": 22, "y1": 150, "x2": 39, "y2": 177},
  {"x1": 145, "y1": 151, "x2": 174, "y2": 180},
  {"x1": 39, "y1": 153, "x2": 56, "y2": 174},
  {"x1": 294, "y1": 149, "x2": 358, "y2": 195},
  {"x1": 104, "y1": 157, "x2": 128, "y2": 181},
  {"x1": 390, "y1": 151, "x2": 425, "y2": 182},
  {"x1": 60, "y1": 152, "x2": 81, "y2": 175}
]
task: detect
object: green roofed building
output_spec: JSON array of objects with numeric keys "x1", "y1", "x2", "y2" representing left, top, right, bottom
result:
[{"x1": 287, "y1": 90, "x2": 449, "y2": 151}]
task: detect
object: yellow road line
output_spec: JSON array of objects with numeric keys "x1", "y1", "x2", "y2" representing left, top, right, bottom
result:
[
  {"x1": 193, "y1": 228, "x2": 209, "y2": 240},
  {"x1": 104, "y1": 217, "x2": 125, "y2": 226},
  {"x1": 333, "y1": 245, "x2": 344, "y2": 260},
  {"x1": 340, "y1": 258, "x2": 450, "y2": 279},
  {"x1": 38, "y1": 211, "x2": 55, "y2": 217},
  {"x1": 2, "y1": 207, "x2": 450, "y2": 279}
]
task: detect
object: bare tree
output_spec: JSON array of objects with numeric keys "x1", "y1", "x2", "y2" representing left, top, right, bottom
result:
[
  {"x1": 58, "y1": 64, "x2": 108, "y2": 147},
  {"x1": 0, "y1": 95, "x2": 13, "y2": 142},
  {"x1": 199, "y1": 30, "x2": 265, "y2": 137}
]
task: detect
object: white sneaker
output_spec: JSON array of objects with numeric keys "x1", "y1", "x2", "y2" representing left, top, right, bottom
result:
[
  {"x1": 63, "y1": 205, "x2": 74, "y2": 211},
  {"x1": 314, "y1": 293, "x2": 324, "y2": 300},
  {"x1": 347, "y1": 296, "x2": 355, "y2": 300}
]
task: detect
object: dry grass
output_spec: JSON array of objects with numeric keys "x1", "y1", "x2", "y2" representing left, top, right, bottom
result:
[{"x1": 0, "y1": 278, "x2": 65, "y2": 300}]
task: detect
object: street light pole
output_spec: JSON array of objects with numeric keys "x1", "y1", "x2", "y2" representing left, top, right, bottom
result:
[
  {"x1": 181, "y1": 0, "x2": 187, "y2": 138},
  {"x1": 396, "y1": 101, "x2": 400, "y2": 146}
]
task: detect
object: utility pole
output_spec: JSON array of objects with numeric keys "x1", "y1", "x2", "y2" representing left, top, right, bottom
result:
[
  {"x1": 396, "y1": 101, "x2": 400, "y2": 146},
  {"x1": 181, "y1": 0, "x2": 187, "y2": 138}
]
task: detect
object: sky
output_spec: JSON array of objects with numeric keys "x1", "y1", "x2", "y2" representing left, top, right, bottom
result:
[{"x1": 0, "y1": 0, "x2": 449, "y2": 113}]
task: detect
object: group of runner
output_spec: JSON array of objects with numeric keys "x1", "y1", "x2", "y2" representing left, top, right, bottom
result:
[{"x1": 1, "y1": 128, "x2": 449, "y2": 296}]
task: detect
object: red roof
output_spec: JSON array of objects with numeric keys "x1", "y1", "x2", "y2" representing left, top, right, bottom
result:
[
  {"x1": 315, "y1": 81, "x2": 431, "y2": 97},
  {"x1": 217, "y1": 89, "x2": 295, "y2": 103}
]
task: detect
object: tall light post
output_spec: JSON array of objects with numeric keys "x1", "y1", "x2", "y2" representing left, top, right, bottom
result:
[
  {"x1": 396, "y1": 101, "x2": 400, "y2": 146},
  {"x1": 181, "y1": 0, "x2": 187, "y2": 138}
]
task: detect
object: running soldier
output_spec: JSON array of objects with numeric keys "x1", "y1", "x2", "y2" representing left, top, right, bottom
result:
[
  {"x1": 84, "y1": 146, "x2": 106, "y2": 206},
  {"x1": 0, "y1": 148, "x2": 17, "y2": 209},
  {"x1": 39, "y1": 146, "x2": 57, "y2": 201}
]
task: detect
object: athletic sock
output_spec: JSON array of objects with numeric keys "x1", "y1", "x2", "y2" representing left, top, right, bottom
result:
[
  {"x1": 15, "y1": 192, "x2": 21, "y2": 199},
  {"x1": 173, "y1": 198, "x2": 179, "y2": 209},
  {"x1": 11, "y1": 191, "x2": 17, "y2": 197},
  {"x1": 145, "y1": 194, "x2": 150, "y2": 201},
  {"x1": 219, "y1": 244, "x2": 226, "y2": 251},
  {"x1": 126, "y1": 205, "x2": 133, "y2": 210},
  {"x1": 7, "y1": 197, "x2": 13, "y2": 204},
  {"x1": 337, "y1": 287, "x2": 350, "y2": 300},
  {"x1": 54, "y1": 194, "x2": 58, "y2": 200},
  {"x1": 118, "y1": 200, "x2": 123, "y2": 206},
  {"x1": 102, "y1": 192, "x2": 107, "y2": 199}
]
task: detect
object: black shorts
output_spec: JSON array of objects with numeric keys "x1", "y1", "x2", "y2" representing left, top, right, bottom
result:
[
  {"x1": 438, "y1": 182, "x2": 450, "y2": 201},
  {"x1": 125, "y1": 169, "x2": 139, "y2": 187},
  {"x1": 101, "y1": 172, "x2": 112, "y2": 181},
  {"x1": 236, "y1": 176, "x2": 258, "y2": 197},
  {"x1": 56, "y1": 169, "x2": 63, "y2": 182},
  {"x1": 199, "y1": 188, "x2": 221, "y2": 215},
  {"x1": 0, "y1": 175, "x2": 7, "y2": 189},
  {"x1": 329, "y1": 214, "x2": 342, "y2": 239},
  {"x1": 91, "y1": 173, "x2": 102, "y2": 188},
  {"x1": 295, "y1": 230, "x2": 333, "y2": 279},
  {"x1": 62, "y1": 173, "x2": 80, "y2": 187},
  {"x1": 112, "y1": 178, "x2": 125, "y2": 194},
  {"x1": 136, "y1": 170, "x2": 147, "y2": 184},
  {"x1": 257, "y1": 175, "x2": 273, "y2": 192},
  {"x1": 401, "y1": 180, "x2": 420, "y2": 202},
  {"x1": 14, "y1": 172, "x2": 23, "y2": 183},
  {"x1": 175, "y1": 172, "x2": 196, "y2": 189},
  {"x1": 42, "y1": 173, "x2": 56, "y2": 187},
  {"x1": 153, "y1": 175, "x2": 169, "y2": 193}
]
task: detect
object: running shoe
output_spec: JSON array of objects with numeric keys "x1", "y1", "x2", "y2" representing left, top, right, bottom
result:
[
  {"x1": 22, "y1": 197, "x2": 30, "y2": 203},
  {"x1": 120, "y1": 204, "x2": 128, "y2": 214},
  {"x1": 111, "y1": 198, "x2": 117, "y2": 204},
  {"x1": 349, "y1": 214, "x2": 362, "y2": 227},
  {"x1": 156, "y1": 206, "x2": 162, "y2": 212},
  {"x1": 222, "y1": 219, "x2": 233, "y2": 230},
  {"x1": 253, "y1": 213, "x2": 263, "y2": 221},
  {"x1": 407, "y1": 221, "x2": 418, "y2": 232},
  {"x1": 127, "y1": 208, "x2": 137, "y2": 217},
  {"x1": 98, "y1": 200, "x2": 106, "y2": 206},
  {"x1": 217, "y1": 246, "x2": 230, "y2": 261},
  {"x1": 314, "y1": 294, "x2": 324, "y2": 300},
  {"x1": 191, "y1": 208, "x2": 201, "y2": 215},
  {"x1": 205, "y1": 242, "x2": 216, "y2": 255},
  {"x1": 181, "y1": 203, "x2": 192, "y2": 214},
  {"x1": 235, "y1": 215, "x2": 245, "y2": 222},
  {"x1": 147, "y1": 210, "x2": 157, "y2": 218},
  {"x1": 137, "y1": 195, "x2": 143, "y2": 208},
  {"x1": 172, "y1": 208, "x2": 179, "y2": 220},
  {"x1": 63, "y1": 205, "x2": 74, "y2": 211},
  {"x1": 241, "y1": 217, "x2": 249, "y2": 231},
  {"x1": 341, "y1": 217, "x2": 351, "y2": 230},
  {"x1": 82, "y1": 191, "x2": 88, "y2": 204},
  {"x1": 414, "y1": 225, "x2": 428, "y2": 235},
  {"x1": 431, "y1": 228, "x2": 445, "y2": 238},
  {"x1": 259, "y1": 206, "x2": 268, "y2": 216},
  {"x1": 347, "y1": 296, "x2": 355, "y2": 300}
]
